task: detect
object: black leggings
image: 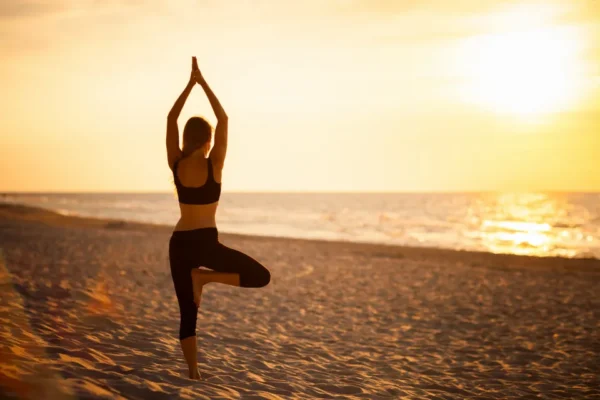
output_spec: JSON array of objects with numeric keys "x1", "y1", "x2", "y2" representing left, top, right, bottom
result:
[{"x1": 169, "y1": 228, "x2": 271, "y2": 340}]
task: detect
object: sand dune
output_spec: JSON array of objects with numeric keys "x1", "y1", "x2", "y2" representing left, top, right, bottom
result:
[{"x1": 1, "y1": 203, "x2": 599, "y2": 399}]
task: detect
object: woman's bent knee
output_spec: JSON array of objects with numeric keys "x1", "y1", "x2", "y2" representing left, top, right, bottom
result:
[
  {"x1": 243, "y1": 268, "x2": 270, "y2": 288},
  {"x1": 261, "y1": 269, "x2": 271, "y2": 287}
]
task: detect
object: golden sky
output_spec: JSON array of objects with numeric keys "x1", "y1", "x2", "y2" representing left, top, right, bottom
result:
[{"x1": 1, "y1": 0, "x2": 599, "y2": 192}]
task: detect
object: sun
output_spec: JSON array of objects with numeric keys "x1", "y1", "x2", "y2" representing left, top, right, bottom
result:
[{"x1": 456, "y1": 26, "x2": 585, "y2": 118}]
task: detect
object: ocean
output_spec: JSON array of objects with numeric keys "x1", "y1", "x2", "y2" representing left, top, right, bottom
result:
[{"x1": 2, "y1": 192, "x2": 598, "y2": 259}]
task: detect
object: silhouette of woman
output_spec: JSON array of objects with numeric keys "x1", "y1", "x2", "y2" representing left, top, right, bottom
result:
[{"x1": 167, "y1": 57, "x2": 271, "y2": 380}]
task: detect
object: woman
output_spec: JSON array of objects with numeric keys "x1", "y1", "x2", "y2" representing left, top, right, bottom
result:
[{"x1": 167, "y1": 57, "x2": 271, "y2": 380}]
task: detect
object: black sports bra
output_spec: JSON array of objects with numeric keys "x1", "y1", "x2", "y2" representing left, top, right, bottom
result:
[{"x1": 173, "y1": 157, "x2": 221, "y2": 205}]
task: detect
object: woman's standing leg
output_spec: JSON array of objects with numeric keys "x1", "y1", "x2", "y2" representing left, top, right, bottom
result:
[{"x1": 169, "y1": 236, "x2": 201, "y2": 379}]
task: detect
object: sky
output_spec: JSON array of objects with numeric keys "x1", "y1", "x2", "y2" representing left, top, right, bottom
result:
[{"x1": 1, "y1": 0, "x2": 599, "y2": 192}]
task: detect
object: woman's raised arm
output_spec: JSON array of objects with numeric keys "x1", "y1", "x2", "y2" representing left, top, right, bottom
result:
[
  {"x1": 166, "y1": 57, "x2": 199, "y2": 170},
  {"x1": 196, "y1": 67, "x2": 228, "y2": 168}
]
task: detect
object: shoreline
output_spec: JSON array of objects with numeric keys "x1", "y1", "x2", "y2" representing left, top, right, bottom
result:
[
  {"x1": 2, "y1": 193, "x2": 598, "y2": 261},
  {"x1": 1, "y1": 202, "x2": 598, "y2": 272}
]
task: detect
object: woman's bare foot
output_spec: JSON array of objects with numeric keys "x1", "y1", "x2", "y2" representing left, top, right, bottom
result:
[{"x1": 191, "y1": 269, "x2": 241, "y2": 306}]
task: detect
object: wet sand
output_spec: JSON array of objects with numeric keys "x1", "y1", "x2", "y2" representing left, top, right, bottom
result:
[{"x1": 0, "y1": 203, "x2": 599, "y2": 399}]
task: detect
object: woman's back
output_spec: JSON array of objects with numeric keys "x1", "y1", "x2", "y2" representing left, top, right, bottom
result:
[
  {"x1": 176, "y1": 155, "x2": 223, "y2": 187},
  {"x1": 173, "y1": 154, "x2": 223, "y2": 231}
]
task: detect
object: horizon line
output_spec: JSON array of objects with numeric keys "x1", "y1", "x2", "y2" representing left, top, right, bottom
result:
[{"x1": 2, "y1": 190, "x2": 600, "y2": 195}]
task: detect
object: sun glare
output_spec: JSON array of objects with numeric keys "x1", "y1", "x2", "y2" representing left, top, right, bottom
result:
[{"x1": 456, "y1": 25, "x2": 586, "y2": 118}]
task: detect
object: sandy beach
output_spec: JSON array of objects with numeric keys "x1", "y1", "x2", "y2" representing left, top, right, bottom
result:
[{"x1": 0, "y1": 203, "x2": 599, "y2": 399}]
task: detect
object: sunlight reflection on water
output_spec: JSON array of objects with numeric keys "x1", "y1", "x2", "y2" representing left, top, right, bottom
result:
[{"x1": 474, "y1": 193, "x2": 592, "y2": 258}]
